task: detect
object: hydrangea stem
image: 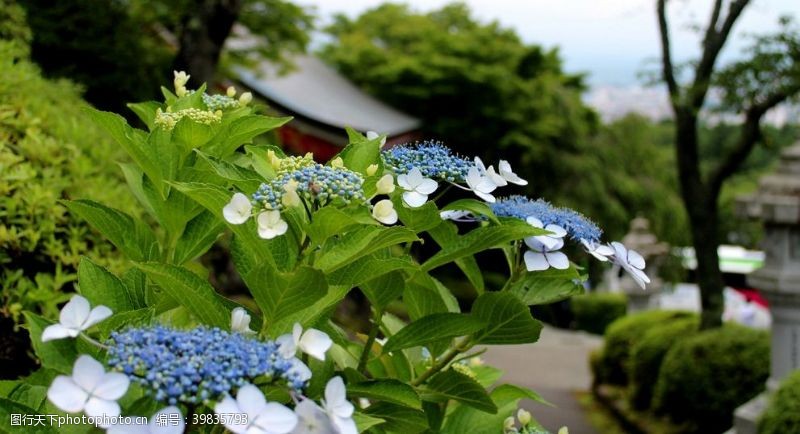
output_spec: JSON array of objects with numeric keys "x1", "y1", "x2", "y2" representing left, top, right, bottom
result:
[
  {"x1": 411, "y1": 337, "x2": 472, "y2": 386},
  {"x1": 358, "y1": 308, "x2": 383, "y2": 375},
  {"x1": 79, "y1": 333, "x2": 109, "y2": 350}
]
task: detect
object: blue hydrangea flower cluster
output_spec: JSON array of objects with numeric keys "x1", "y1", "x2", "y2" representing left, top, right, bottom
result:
[
  {"x1": 106, "y1": 326, "x2": 305, "y2": 405},
  {"x1": 491, "y1": 195, "x2": 602, "y2": 242},
  {"x1": 382, "y1": 141, "x2": 473, "y2": 182},
  {"x1": 202, "y1": 93, "x2": 240, "y2": 111},
  {"x1": 252, "y1": 164, "x2": 366, "y2": 209}
]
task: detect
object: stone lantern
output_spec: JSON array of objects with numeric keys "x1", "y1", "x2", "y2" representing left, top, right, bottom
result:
[
  {"x1": 731, "y1": 143, "x2": 800, "y2": 434},
  {"x1": 618, "y1": 217, "x2": 668, "y2": 312}
]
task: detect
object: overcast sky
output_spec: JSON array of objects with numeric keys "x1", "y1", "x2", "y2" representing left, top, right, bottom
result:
[{"x1": 298, "y1": 0, "x2": 799, "y2": 86}]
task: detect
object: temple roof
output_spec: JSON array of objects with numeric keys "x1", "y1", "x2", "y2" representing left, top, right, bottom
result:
[{"x1": 236, "y1": 55, "x2": 420, "y2": 136}]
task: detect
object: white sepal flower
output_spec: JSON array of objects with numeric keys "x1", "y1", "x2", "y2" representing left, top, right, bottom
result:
[
  {"x1": 257, "y1": 211, "x2": 288, "y2": 239},
  {"x1": 366, "y1": 164, "x2": 379, "y2": 176},
  {"x1": 106, "y1": 406, "x2": 184, "y2": 434},
  {"x1": 375, "y1": 174, "x2": 395, "y2": 195},
  {"x1": 498, "y1": 160, "x2": 528, "y2": 185},
  {"x1": 440, "y1": 210, "x2": 474, "y2": 221},
  {"x1": 517, "y1": 409, "x2": 532, "y2": 425},
  {"x1": 215, "y1": 385, "x2": 297, "y2": 434},
  {"x1": 48, "y1": 355, "x2": 129, "y2": 420},
  {"x1": 287, "y1": 358, "x2": 312, "y2": 383},
  {"x1": 524, "y1": 237, "x2": 570, "y2": 271},
  {"x1": 611, "y1": 242, "x2": 650, "y2": 289},
  {"x1": 42, "y1": 295, "x2": 112, "y2": 342},
  {"x1": 277, "y1": 323, "x2": 333, "y2": 361},
  {"x1": 581, "y1": 239, "x2": 615, "y2": 262},
  {"x1": 227, "y1": 86, "x2": 237, "y2": 97},
  {"x1": 282, "y1": 180, "x2": 302, "y2": 208},
  {"x1": 322, "y1": 377, "x2": 357, "y2": 434},
  {"x1": 474, "y1": 157, "x2": 507, "y2": 187},
  {"x1": 465, "y1": 167, "x2": 498, "y2": 203},
  {"x1": 526, "y1": 217, "x2": 567, "y2": 250},
  {"x1": 366, "y1": 131, "x2": 387, "y2": 146},
  {"x1": 291, "y1": 399, "x2": 335, "y2": 434},
  {"x1": 397, "y1": 167, "x2": 438, "y2": 208},
  {"x1": 239, "y1": 92, "x2": 253, "y2": 106},
  {"x1": 223, "y1": 193, "x2": 253, "y2": 225},
  {"x1": 231, "y1": 308, "x2": 255, "y2": 335},
  {"x1": 173, "y1": 71, "x2": 190, "y2": 89},
  {"x1": 372, "y1": 199, "x2": 398, "y2": 225}
]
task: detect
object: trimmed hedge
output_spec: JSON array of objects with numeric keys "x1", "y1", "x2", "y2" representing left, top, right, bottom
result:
[
  {"x1": 652, "y1": 325, "x2": 769, "y2": 434},
  {"x1": 628, "y1": 315, "x2": 699, "y2": 410},
  {"x1": 759, "y1": 369, "x2": 800, "y2": 434},
  {"x1": 595, "y1": 310, "x2": 692, "y2": 385},
  {"x1": 570, "y1": 292, "x2": 627, "y2": 335}
]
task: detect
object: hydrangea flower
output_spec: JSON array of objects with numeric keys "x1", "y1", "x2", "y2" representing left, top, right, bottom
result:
[
  {"x1": 397, "y1": 167, "x2": 438, "y2": 207},
  {"x1": 611, "y1": 242, "x2": 650, "y2": 289},
  {"x1": 321, "y1": 377, "x2": 357, "y2": 434},
  {"x1": 498, "y1": 160, "x2": 528, "y2": 186},
  {"x1": 466, "y1": 166, "x2": 499, "y2": 203},
  {"x1": 154, "y1": 108, "x2": 222, "y2": 130},
  {"x1": 491, "y1": 196, "x2": 602, "y2": 243},
  {"x1": 106, "y1": 326, "x2": 307, "y2": 405},
  {"x1": 231, "y1": 307, "x2": 255, "y2": 335},
  {"x1": 214, "y1": 384, "x2": 297, "y2": 434},
  {"x1": 48, "y1": 355, "x2": 129, "y2": 420},
  {"x1": 382, "y1": 141, "x2": 472, "y2": 183},
  {"x1": 202, "y1": 93, "x2": 240, "y2": 111},
  {"x1": 253, "y1": 164, "x2": 366, "y2": 211},
  {"x1": 257, "y1": 210, "x2": 289, "y2": 239},
  {"x1": 277, "y1": 323, "x2": 333, "y2": 362},
  {"x1": 42, "y1": 295, "x2": 111, "y2": 342},
  {"x1": 372, "y1": 199, "x2": 398, "y2": 225},
  {"x1": 523, "y1": 237, "x2": 569, "y2": 271},
  {"x1": 223, "y1": 193, "x2": 253, "y2": 225}
]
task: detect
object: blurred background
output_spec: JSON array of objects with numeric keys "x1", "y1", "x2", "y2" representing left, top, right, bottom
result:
[{"x1": 2, "y1": 0, "x2": 800, "y2": 432}]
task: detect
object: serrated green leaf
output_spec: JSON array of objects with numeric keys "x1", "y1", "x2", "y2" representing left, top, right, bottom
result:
[
  {"x1": 327, "y1": 256, "x2": 415, "y2": 287},
  {"x1": 208, "y1": 115, "x2": 291, "y2": 156},
  {"x1": 121, "y1": 268, "x2": 147, "y2": 309},
  {"x1": 383, "y1": 314, "x2": 485, "y2": 353},
  {"x1": 336, "y1": 127, "x2": 382, "y2": 174},
  {"x1": 442, "y1": 384, "x2": 547, "y2": 434},
  {"x1": 134, "y1": 263, "x2": 229, "y2": 328},
  {"x1": 173, "y1": 116, "x2": 215, "y2": 150},
  {"x1": 424, "y1": 369, "x2": 497, "y2": 413},
  {"x1": 353, "y1": 412, "x2": 385, "y2": 433},
  {"x1": 305, "y1": 207, "x2": 362, "y2": 245},
  {"x1": 96, "y1": 308, "x2": 154, "y2": 340},
  {"x1": 23, "y1": 313, "x2": 78, "y2": 374},
  {"x1": 363, "y1": 402, "x2": 428, "y2": 434},
  {"x1": 348, "y1": 379, "x2": 422, "y2": 409},
  {"x1": 173, "y1": 210, "x2": 225, "y2": 264},
  {"x1": 427, "y1": 222, "x2": 484, "y2": 293},
  {"x1": 361, "y1": 271, "x2": 405, "y2": 309},
  {"x1": 471, "y1": 292, "x2": 542, "y2": 345},
  {"x1": 127, "y1": 101, "x2": 161, "y2": 131},
  {"x1": 195, "y1": 150, "x2": 263, "y2": 192},
  {"x1": 391, "y1": 194, "x2": 442, "y2": 233},
  {"x1": 243, "y1": 264, "x2": 327, "y2": 333},
  {"x1": 316, "y1": 226, "x2": 418, "y2": 272},
  {"x1": 63, "y1": 199, "x2": 159, "y2": 262},
  {"x1": 422, "y1": 222, "x2": 547, "y2": 272},
  {"x1": 77, "y1": 258, "x2": 134, "y2": 312},
  {"x1": 509, "y1": 267, "x2": 584, "y2": 305}
]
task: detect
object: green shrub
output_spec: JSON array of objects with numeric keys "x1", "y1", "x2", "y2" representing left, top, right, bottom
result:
[
  {"x1": 652, "y1": 325, "x2": 769, "y2": 434},
  {"x1": 571, "y1": 292, "x2": 627, "y2": 335},
  {"x1": 0, "y1": 31, "x2": 133, "y2": 322},
  {"x1": 759, "y1": 369, "x2": 800, "y2": 434},
  {"x1": 628, "y1": 315, "x2": 699, "y2": 410},
  {"x1": 598, "y1": 310, "x2": 692, "y2": 385}
]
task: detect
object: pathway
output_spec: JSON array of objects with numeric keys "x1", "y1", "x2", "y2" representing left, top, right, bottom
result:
[{"x1": 482, "y1": 326, "x2": 603, "y2": 434}]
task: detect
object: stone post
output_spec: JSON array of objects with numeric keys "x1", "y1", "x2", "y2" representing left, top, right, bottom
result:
[
  {"x1": 730, "y1": 143, "x2": 800, "y2": 434},
  {"x1": 619, "y1": 217, "x2": 668, "y2": 312}
]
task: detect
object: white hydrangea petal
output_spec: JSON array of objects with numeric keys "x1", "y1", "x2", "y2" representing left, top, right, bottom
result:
[
  {"x1": 473, "y1": 189, "x2": 495, "y2": 203},
  {"x1": 396, "y1": 173, "x2": 413, "y2": 190},
  {"x1": 415, "y1": 178, "x2": 438, "y2": 195},
  {"x1": 72, "y1": 355, "x2": 105, "y2": 392},
  {"x1": 150, "y1": 406, "x2": 185, "y2": 434},
  {"x1": 223, "y1": 193, "x2": 252, "y2": 225},
  {"x1": 85, "y1": 396, "x2": 120, "y2": 419},
  {"x1": 544, "y1": 224, "x2": 567, "y2": 239},
  {"x1": 523, "y1": 236, "x2": 545, "y2": 251},
  {"x1": 47, "y1": 376, "x2": 89, "y2": 413},
  {"x1": 402, "y1": 191, "x2": 428, "y2": 208},
  {"x1": 215, "y1": 395, "x2": 247, "y2": 434},
  {"x1": 41, "y1": 324, "x2": 78, "y2": 342},
  {"x1": 299, "y1": 329, "x2": 333, "y2": 361},
  {"x1": 294, "y1": 399, "x2": 334, "y2": 434},
  {"x1": 498, "y1": 160, "x2": 528, "y2": 185},
  {"x1": 629, "y1": 268, "x2": 651, "y2": 289},
  {"x1": 627, "y1": 249, "x2": 646, "y2": 270},
  {"x1": 547, "y1": 251, "x2": 570, "y2": 270},
  {"x1": 372, "y1": 202, "x2": 398, "y2": 225},
  {"x1": 331, "y1": 415, "x2": 358, "y2": 434},
  {"x1": 324, "y1": 377, "x2": 354, "y2": 419},
  {"x1": 526, "y1": 216, "x2": 544, "y2": 229},
  {"x1": 82, "y1": 305, "x2": 112, "y2": 329},
  {"x1": 288, "y1": 358, "x2": 312, "y2": 382},
  {"x1": 276, "y1": 334, "x2": 297, "y2": 359},
  {"x1": 92, "y1": 372, "x2": 130, "y2": 401},
  {"x1": 535, "y1": 235, "x2": 563, "y2": 251},
  {"x1": 237, "y1": 384, "x2": 269, "y2": 420},
  {"x1": 610, "y1": 241, "x2": 627, "y2": 259},
  {"x1": 252, "y1": 403, "x2": 298, "y2": 434},
  {"x1": 60, "y1": 295, "x2": 91, "y2": 329},
  {"x1": 405, "y1": 167, "x2": 424, "y2": 189},
  {"x1": 524, "y1": 251, "x2": 550, "y2": 271},
  {"x1": 485, "y1": 166, "x2": 508, "y2": 187}
]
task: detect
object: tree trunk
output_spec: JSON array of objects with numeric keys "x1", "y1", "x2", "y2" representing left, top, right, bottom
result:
[
  {"x1": 173, "y1": 0, "x2": 243, "y2": 87},
  {"x1": 674, "y1": 111, "x2": 724, "y2": 329}
]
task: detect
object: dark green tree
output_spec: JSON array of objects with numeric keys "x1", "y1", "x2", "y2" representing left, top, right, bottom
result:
[{"x1": 657, "y1": 0, "x2": 800, "y2": 328}]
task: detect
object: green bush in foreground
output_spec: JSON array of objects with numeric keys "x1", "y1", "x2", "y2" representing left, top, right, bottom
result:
[
  {"x1": 653, "y1": 325, "x2": 769, "y2": 434},
  {"x1": 571, "y1": 292, "x2": 627, "y2": 335},
  {"x1": 597, "y1": 310, "x2": 692, "y2": 385},
  {"x1": 759, "y1": 369, "x2": 800, "y2": 434},
  {"x1": 628, "y1": 315, "x2": 699, "y2": 410}
]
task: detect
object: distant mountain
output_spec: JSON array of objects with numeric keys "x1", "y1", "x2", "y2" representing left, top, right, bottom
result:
[{"x1": 584, "y1": 85, "x2": 798, "y2": 125}]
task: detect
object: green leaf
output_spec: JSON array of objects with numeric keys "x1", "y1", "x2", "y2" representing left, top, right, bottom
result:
[
  {"x1": 269, "y1": 285, "x2": 352, "y2": 334},
  {"x1": 492, "y1": 384, "x2": 550, "y2": 406},
  {"x1": 245, "y1": 144, "x2": 284, "y2": 180},
  {"x1": 96, "y1": 308, "x2": 154, "y2": 340},
  {"x1": 348, "y1": 379, "x2": 422, "y2": 409},
  {"x1": 173, "y1": 116, "x2": 215, "y2": 150},
  {"x1": 442, "y1": 384, "x2": 546, "y2": 434},
  {"x1": 360, "y1": 271, "x2": 405, "y2": 309},
  {"x1": 208, "y1": 115, "x2": 291, "y2": 156},
  {"x1": 383, "y1": 314, "x2": 485, "y2": 353},
  {"x1": 121, "y1": 268, "x2": 147, "y2": 309},
  {"x1": 471, "y1": 292, "x2": 542, "y2": 345},
  {"x1": 195, "y1": 150, "x2": 263, "y2": 192},
  {"x1": 509, "y1": 267, "x2": 584, "y2": 305},
  {"x1": 316, "y1": 226, "x2": 418, "y2": 272},
  {"x1": 327, "y1": 256, "x2": 415, "y2": 287},
  {"x1": 127, "y1": 101, "x2": 161, "y2": 131},
  {"x1": 23, "y1": 313, "x2": 78, "y2": 374},
  {"x1": 471, "y1": 365, "x2": 505, "y2": 388},
  {"x1": 0, "y1": 398, "x2": 58, "y2": 433},
  {"x1": 173, "y1": 210, "x2": 225, "y2": 264},
  {"x1": 392, "y1": 194, "x2": 442, "y2": 233},
  {"x1": 441, "y1": 199, "x2": 499, "y2": 223},
  {"x1": 363, "y1": 402, "x2": 428, "y2": 434},
  {"x1": 427, "y1": 222, "x2": 484, "y2": 293},
  {"x1": 243, "y1": 264, "x2": 327, "y2": 332},
  {"x1": 422, "y1": 222, "x2": 547, "y2": 272},
  {"x1": 63, "y1": 199, "x2": 159, "y2": 262},
  {"x1": 336, "y1": 127, "x2": 382, "y2": 174},
  {"x1": 353, "y1": 412, "x2": 385, "y2": 433},
  {"x1": 134, "y1": 263, "x2": 229, "y2": 328},
  {"x1": 305, "y1": 207, "x2": 362, "y2": 245},
  {"x1": 77, "y1": 258, "x2": 134, "y2": 312},
  {"x1": 425, "y1": 369, "x2": 497, "y2": 413}
]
